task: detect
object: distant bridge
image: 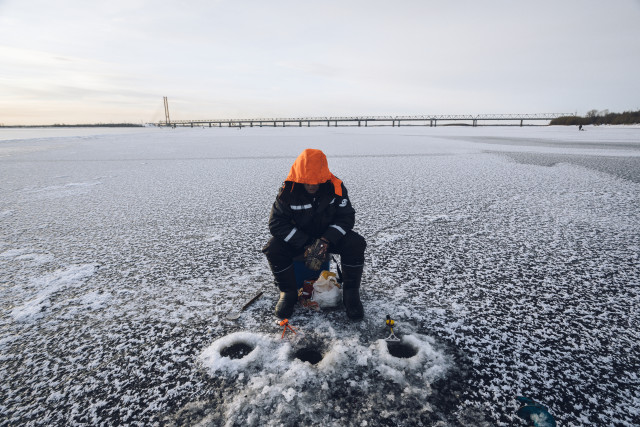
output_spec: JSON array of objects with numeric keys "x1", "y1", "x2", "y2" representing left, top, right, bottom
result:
[{"x1": 153, "y1": 113, "x2": 572, "y2": 128}]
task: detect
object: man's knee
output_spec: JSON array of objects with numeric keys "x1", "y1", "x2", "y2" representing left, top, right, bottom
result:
[
  {"x1": 344, "y1": 231, "x2": 366, "y2": 253},
  {"x1": 262, "y1": 237, "x2": 285, "y2": 260},
  {"x1": 263, "y1": 237, "x2": 301, "y2": 270},
  {"x1": 339, "y1": 231, "x2": 366, "y2": 264}
]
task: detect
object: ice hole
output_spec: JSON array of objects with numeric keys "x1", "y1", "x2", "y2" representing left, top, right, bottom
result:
[
  {"x1": 220, "y1": 342, "x2": 254, "y2": 359},
  {"x1": 294, "y1": 347, "x2": 323, "y2": 365},
  {"x1": 387, "y1": 341, "x2": 418, "y2": 358}
]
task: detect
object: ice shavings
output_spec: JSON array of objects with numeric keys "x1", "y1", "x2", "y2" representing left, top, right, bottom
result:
[
  {"x1": 199, "y1": 332, "x2": 274, "y2": 373},
  {"x1": 198, "y1": 326, "x2": 450, "y2": 426}
]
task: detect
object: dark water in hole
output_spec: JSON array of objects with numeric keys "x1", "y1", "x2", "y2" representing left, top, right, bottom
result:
[
  {"x1": 220, "y1": 343, "x2": 253, "y2": 359},
  {"x1": 294, "y1": 348, "x2": 323, "y2": 364},
  {"x1": 387, "y1": 341, "x2": 417, "y2": 358}
]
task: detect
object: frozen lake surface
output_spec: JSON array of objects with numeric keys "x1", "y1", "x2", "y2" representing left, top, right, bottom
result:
[{"x1": 1, "y1": 125, "x2": 639, "y2": 426}]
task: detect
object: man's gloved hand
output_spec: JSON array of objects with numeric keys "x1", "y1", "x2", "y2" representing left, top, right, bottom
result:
[{"x1": 304, "y1": 238, "x2": 329, "y2": 271}]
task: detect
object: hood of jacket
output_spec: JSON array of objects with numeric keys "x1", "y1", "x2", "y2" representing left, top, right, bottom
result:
[{"x1": 285, "y1": 149, "x2": 343, "y2": 196}]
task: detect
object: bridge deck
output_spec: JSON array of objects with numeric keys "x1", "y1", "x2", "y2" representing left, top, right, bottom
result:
[{"x1": 154, "y1": 113, "x2": 572, "y2": 127}]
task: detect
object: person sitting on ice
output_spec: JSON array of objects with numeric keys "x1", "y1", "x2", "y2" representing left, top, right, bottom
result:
[{"x1": 262, "y1": 148, "x2": 367, "y2": 321}]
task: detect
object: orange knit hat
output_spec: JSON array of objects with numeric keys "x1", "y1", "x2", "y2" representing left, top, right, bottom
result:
[{"x1": 285, "y1": 149, "x2": 343, "y2": 196}]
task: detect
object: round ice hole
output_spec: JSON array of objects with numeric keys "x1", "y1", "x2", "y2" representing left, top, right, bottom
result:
[
  {"x1": 387, "y1": 341, "x2": 417, "y2": 358},
  {"x1": 294, "y1": 347, "x2": 323, "y2": 365},
  {"x1": 220, "y1": 342, "x2": 254, "y2": 359}
]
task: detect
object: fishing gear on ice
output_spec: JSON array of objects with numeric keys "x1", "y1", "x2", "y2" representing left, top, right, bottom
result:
[
  {"x1": 385, "y1": 314, "x2": 401, "y2": 342},
  {"x1": 280, "y1": 319, "x2": 297, "y2": 339}
]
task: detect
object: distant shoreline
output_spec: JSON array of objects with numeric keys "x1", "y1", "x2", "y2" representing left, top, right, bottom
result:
[{"x1": 0, "y1": 124, "x2": 144, "y2": 128}]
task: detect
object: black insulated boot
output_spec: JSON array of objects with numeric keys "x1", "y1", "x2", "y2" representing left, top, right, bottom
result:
[
  {"x1": 341, "y1": 264, "x2": 364, "y2": 320},
  {"x1": 273, "y1": 265, "x2": 298, "y2": 319}
]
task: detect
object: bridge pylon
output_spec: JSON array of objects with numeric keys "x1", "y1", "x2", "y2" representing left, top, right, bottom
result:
[{"x1": 163, "y1": 97, "x2": 171, "y2": 126}]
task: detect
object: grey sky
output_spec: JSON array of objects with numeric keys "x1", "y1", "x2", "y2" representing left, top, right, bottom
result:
[{"x1": 1, "y1": 0, "x2": 639, "y2": 125}]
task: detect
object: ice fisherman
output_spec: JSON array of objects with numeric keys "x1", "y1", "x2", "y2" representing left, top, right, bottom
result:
[{"x1": 262, "y1": 149, "x2": 366, "y2": 320}]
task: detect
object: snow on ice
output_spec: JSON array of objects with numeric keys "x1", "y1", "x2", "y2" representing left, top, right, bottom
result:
[
  {"x1": 197, "y1": 323, "x2": 449, "y2": 425},
  {"x1": 1, "y1": 125, "x2": 639, "y2": 426}
]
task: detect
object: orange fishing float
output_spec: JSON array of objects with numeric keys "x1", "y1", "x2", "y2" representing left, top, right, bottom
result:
[{"x1": 280, "y1": 319, "x2": 297, "y2": 339}]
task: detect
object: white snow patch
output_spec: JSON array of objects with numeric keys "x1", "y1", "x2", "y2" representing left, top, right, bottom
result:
[
  {"x1": 377, "y1": 334, "x2": 447, "y2": 378},
  {"x1": 21, "y1": 181, "x2": 102, "y2": 200},
  {"x1": 10, "y1": 264, "x2": 97, "y2": 322},
  {"x1": 14, "y1": 253, "x2": 54, "y2": 264},
  {"x1": 0, "y1": 248, "x2": 31, "y2": 258},
  {"x1": 198, "y1": 329, "x2": 449, "y2": 425},
  {"x1": 69, "y1": 290, "x2": 112, "y2": 312},
  {"x1": 199, "y1": 332, "x2": 276, "y2": 373},
  {"x1": 0, "y1": 249, "x2": 54, "y2": 265}
]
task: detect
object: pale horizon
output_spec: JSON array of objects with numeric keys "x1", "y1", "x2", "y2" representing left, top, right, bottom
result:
[{"x1": 1, "y1": 0, "x2": 639, "y2": 126}]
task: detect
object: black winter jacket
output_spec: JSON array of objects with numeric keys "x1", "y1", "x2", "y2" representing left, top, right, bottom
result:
[{"x1": 268, "y1": 181, "x2": 356, "y2": 249}]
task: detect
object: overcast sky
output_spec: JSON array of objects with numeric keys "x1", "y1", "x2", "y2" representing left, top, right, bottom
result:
[{"x1": 1, "y1": 0, "x2": 639, "y2": 125}]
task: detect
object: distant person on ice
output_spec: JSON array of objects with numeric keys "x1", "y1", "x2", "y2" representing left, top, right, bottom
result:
[{"x1": 262, "y1": 149, "x2": 366, "y2": 321}]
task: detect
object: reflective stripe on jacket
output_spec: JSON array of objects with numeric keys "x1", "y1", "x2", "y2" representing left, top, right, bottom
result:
[{"x1": 268, "y1": 181, "x2": 355, "y2": 248}]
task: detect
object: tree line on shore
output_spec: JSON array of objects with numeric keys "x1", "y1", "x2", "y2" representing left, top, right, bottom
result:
[
  {"x1": 551, "y1": 109, "x2": 640, "y2": 126},
  {"x1": 0, "y1": 123, "x2": 143, "y2": 128}
]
